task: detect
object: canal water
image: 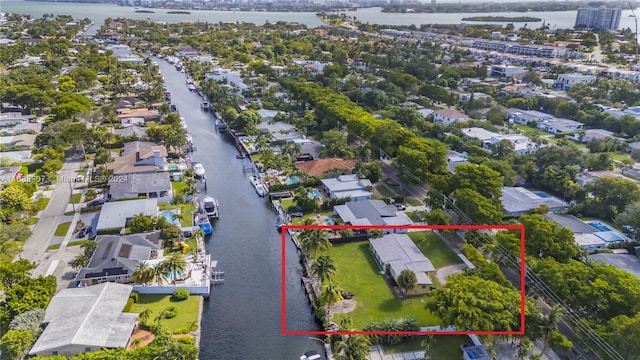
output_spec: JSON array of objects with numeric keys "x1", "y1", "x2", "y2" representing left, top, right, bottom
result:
[{"x1": 158, "y1": 59, "x2": 323, "y2": 359}]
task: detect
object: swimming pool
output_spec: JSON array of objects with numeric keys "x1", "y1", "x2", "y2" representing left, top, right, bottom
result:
[
  {"x1": 588, "y1": 221, "x2": 613, "y2": 232},
  {"x1": 159, "y1": 210, "x2": 179, "y2": 224},
  {"x1": 534, "y1": 191, "x2": 550, "y2": 198},
  {"x1": 165, "y1": 269, "x2": 187, "y2": 283},
  {"x1": 308, "y1": 189, "x2": 321, "y2": 200},
  {"x1": 323, "y1": 218, "x2": 336, "y2": 225},
  {"x1": 285, "y1": 176, "x2": 301, "y2": 185}
]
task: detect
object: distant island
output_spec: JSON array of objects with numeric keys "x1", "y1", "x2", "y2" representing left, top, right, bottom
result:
[
  {"x1": 167, "y1": 11, "x2": 191, "y2": 14},
  {"x1": 462, "y1": 16, "x2": 542, "y2": 22},
  {"x1": 135, "y1": 10, "x2": 155, "y2": 13}
]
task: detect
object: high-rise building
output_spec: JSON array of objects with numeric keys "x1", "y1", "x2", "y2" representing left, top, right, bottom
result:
[{"x1": 575, "y1": 6, "x2": 622, "y2": 30}]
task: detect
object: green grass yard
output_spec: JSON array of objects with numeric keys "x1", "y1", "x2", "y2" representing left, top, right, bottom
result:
[
  {"x1": 406, "y1": 211, "x2": 424, "y2": 223},
  {"x1": 408, "y1": 199, "x2": 423, "y2": 206},
  {"x1": 408, "y1": 231, "x2": 462, "y2": 269},
  {"x1": 326, "y1": 242, "x2": 439, "y2": 330},
  {"x1": 180, "y1": 203, "x2": 196, "y2": 227},
  {"x1": 290, "y1": 210, "x2": 335, "y2": 225},
  {"x1": 383, "y1": 335, "x2": 469, "y2": 359},
  {"x1": 375, "y1": 183, "x2": 397, "y2": 198},
  {"x1": 513, "y1": 124, "x2": 549, "y2": 136},
  {"x1": 171, "y1": 180, "x2": 187, "y2": 194},
  {"x1": 54, "y1": 222, "x2": 71, "y2": 236},
  {"x1": 127, "y1": 294, "x2": 200, "y2": 334},
  {"x1": 70, "y1": 193, "x2": 83, "y2": 204}
]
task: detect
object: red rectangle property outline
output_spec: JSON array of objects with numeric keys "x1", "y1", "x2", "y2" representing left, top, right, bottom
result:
[{"x1": 281, "y1": 224, "x2": 526, "y2": 336}]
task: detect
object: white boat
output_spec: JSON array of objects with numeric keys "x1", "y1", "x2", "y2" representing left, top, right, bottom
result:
[
  {"x1": 300, "y1": 351, "x2": 322, "y2": 360},
  {"x1": 192, "y1": 163, "x2": 205, "y2": 178},
  {"x1": 215, "y1": 118, "x2": 228, "y2": 131},
  {"x1": 250, "y1": 176, "x2": 268, "y2": 197},
  {"x1": 201, "y1": 195, "x2": 219, "y2": 218}
]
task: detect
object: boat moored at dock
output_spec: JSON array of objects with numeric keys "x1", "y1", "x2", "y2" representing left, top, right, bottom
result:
[
  {"x1": 249, "y1": 176, "x2": 268, "y2": 197},
  {"x1": 192, "y1": 162, "x2": 206, "y2": 179},
  {"x1": 200, "y1": 195, "x2": 220, "y2": 218}
]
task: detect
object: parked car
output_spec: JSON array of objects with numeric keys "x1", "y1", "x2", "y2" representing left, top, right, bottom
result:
[
  {"x1": 395, "y1": 204, "x2": 406, "y2": 211},
  {"x1": 289, "y1": 212, "x2": 304, "y2": 218},
  {"x1": 77, "y1": 226, "x2": 93, "y2": 238}
]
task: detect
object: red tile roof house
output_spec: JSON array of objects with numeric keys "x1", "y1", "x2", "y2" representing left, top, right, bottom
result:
[
  {"x1": 433, "y1": 108, "x2": 469, "y2": 125},
  {"x1": 294, "y1": 158, "x2": 357, "y2": 178}
]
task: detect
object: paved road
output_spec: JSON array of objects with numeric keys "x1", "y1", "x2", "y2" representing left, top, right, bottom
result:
[
  {"x1": 20, "y1": 150, "x2": 84, "y2": 266},
  {"x1": 380, "y1": 160, "x2": 428, "y2": 202}
]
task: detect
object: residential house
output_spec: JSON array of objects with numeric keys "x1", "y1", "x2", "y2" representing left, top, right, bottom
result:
[
  {"x1": 0, "y1": 166, "x2": 22, "y2": 185},
  {"x1": 507, "y1": 108, "x2": 554, "y2": 125},
  {"x1": 433, "y1": 108, "x2": 469, "y2": 125},
  {"x1": 370, "y1": 233, "x2": 435, "y2": 295},
  {"x1": 0, "y1": 134, "x2": 36, "y2": 149},
  {"x1": 624, "y1": 106, "x2": 640, "y2": 118},
  {"x1": 553, "y1": 73, "x2": 597, "y2": 91},
  {"x1": 76, "y1": 232, "x2": 163, "y2": 285},
  {"x1": 256, "y1": 109, "x2": 280, "y2": 122},
  {"x1": 2, "y1": 121, "x2": 42, "y2": 135},
  {"x1": 486, "y1": 134, "x2": 538, "y2": 155},
  {"x1": 542, "y1": 213, "x2": 606, "y2": 250},
  {"x1": 458, "y1": 92, "x2": 491, "y2": 103},
  {"x1": 446, "y1": 150, "x2": 470, "y2": 174},
  {"x1": 106, "y1": 142, "x2": 167, "y2": 175},
  {"x1": 106, "y1": 44, "x2": 143, "y2": 63},
  {"x1": 536, "y1": 118, "x2": 584, "y2": 134},
  {"x1": 321, "y1": 174, "x2": 372, "y2": 201},
  {"x1": 0, "y1": 112, "x2": 34, "y2": 127},
  {"x1": 501, "y1": 187, "x2": 568, "y2": 217},
  {"x1": 580, "y1": 129, "x2": 617, "y2": 143},
  {"x1": 501, "y1": 85, "x2": 536, "y2": 96},
  {"x1": 256, "y1": 120, "x2": 301, "y2": 143},
  {"x1": 174, "y1": 45, "x2": 198, "y2": 57},
  {"x1": 489, "y1": 64, "x2": 526, "y2": 79},
  {"x1": 113, "y1": 125, "x2": 147, "y2": 138},
  {"x1": 294, "y1": 158, "x2": 356, "y2": 178},
  {"x1": 575, "y1": 170, "x2": 623, "y2": 186},
  {"x1": 334, "y1": 199, "x2": 412, "y2": 232},
  {"x1": 28, "y1": 282, "x2": 138, "y2": 357},
  {"x1": 96, "y1": 198, "x2": 159, "y2": 232},
  {"x1": 116, "y1": 108, "x2": 160, "y2": 125},
  {"x1": 108, "y1": 172, "x2": 172, "y2": 202}
]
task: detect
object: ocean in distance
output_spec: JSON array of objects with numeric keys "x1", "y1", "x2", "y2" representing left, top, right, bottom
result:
[{"x1": 2, "y1": 1, "x2": 639, "y2": 31}]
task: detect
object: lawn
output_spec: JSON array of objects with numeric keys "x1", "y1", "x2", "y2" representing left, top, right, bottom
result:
[
  {"x1": 408, "y1": 231, "x2": 462, "y2": 269},
  {"x1": 25, "y1": 217, "x2": 39, "y2": 225},
  {"x1": 47, "y1": 243, "x2": 61, "y2": 250},
  {"x1": 34, "y1": 197, "x2": 50, "y2": 212},
  {"x1": 127, "y1": 294, "x2": 200, "y2": 334},
  {"x1": 180, "y1": 203, "x2": 196, "y2": 226},
  {"x1": 171, "y1": 180, "x2": 187, "y2": 194},
  {"x1": 290, "y1": 210, "x2": 335, "y2": 225},
  {"x1": 281, "y1": 198, "x2": 294, "y2": 210},
  {"x1": 70, "y1": 193, "x2": 83, "y2": 204},
  {"x1": 375, "y1": 183, "x2": 397, "y2": 198},
  {"x1": 326, "y1": 242, "x2": 440, "y2": 330},
  {"x1": 383, "y1": 335, "x2": 469, "y2": 360},
  {"x1": 54, "y1": 222, "x2": 72, "y2": 236},
  {"x1": 406, "y1": 211, "x2": 424, "y2": 223},
  {"x1": 513, "y1": 124, "x2": 549, "y2": 136},
  {"x1": 408, "y1": 199, "x2": 423, "y2": 206}
]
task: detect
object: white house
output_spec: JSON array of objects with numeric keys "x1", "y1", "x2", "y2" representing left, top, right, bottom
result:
[
  {"x1": 536, "y1": 118, "x2": 584, "y2": 134},
  {"x1": 321, "y1": 174, "x2": 372, "y2": 201},
  {"x1": 553, "y1": 73, "x2": 597, "y2": 91},
  {"x1": 0, "y1": 112, "x2": 33, "y2": 127},
  {"x1": 507, "y1": 108, "x2": 554, "y2": 125},
  {"x1": 334, "y1": 199, "x2": 412, "y2": 232},
  {"x1": 486, "y1": 134, "x2": 538, "y2": 155},
  {"x1": 580, "y1": 129, "x2": 617, "y2": 143},
  {"x1": 433, "y1": 108, "x2": 469, "y2": 125},
  {"x1": 489, "y1": 64, "x2": 526, "y2": 78}
]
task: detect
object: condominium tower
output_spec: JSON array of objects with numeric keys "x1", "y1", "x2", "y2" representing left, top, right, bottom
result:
[{"x1": 575, "y1": 6, "x2": 622, "y2": 30}]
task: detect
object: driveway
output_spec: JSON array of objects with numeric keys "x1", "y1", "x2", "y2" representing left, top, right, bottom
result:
[{"x1": 435, "y1": 264, "x2": 467, "y2": 285}]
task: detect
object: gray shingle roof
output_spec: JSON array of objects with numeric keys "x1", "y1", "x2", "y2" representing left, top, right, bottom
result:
[
  {"x1": 501, "y1": 187, "x2": 568, "y2": 215},
  {"x1": 108, "y1": 172, "x2": 171, "y2": 196},
  {"x1": 96, "y1": 198, "x2": 158, "y2": 230},
  {"x1": 334, "y1": 200, "x2": 412, "y2": 226},
  {"x1": 370, "y1": 234, "x2": 434, "y2": 285},
  {"x1": 29, "y1": 282, "x2": 138, "y2": 356}
]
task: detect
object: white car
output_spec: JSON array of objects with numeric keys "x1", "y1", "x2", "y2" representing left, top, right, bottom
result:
[{"x1": 300, "y1": 350, "x2": 322, "y2": 360}]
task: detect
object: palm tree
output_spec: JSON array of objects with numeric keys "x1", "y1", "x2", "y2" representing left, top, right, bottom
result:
[
  {"x1": 319, "y1": 281, "x2": 343, "y2": 309},
  {"x1": 162, "y1": 252, "x2": 187, "y2": 285},
  {"x1": 139, "y1": 308, "x2": 153, "y2": 326},
  {"x1": 80, "y1": 240, "x2": 97, "y2": 257},
  {"x1": 299, "y1": 229, "x2": 331, "y2": 258},
  {"x1": 71, "y1": 254, "x2": 89, "y2": 270},
  {"x1": 132, "y1": 262, "x2": 154, "y2": 286},
  {"x1": 153, "y1": 262, "x2": 167, "y2": 286},
  {"x1": 540, "y1": 305, "x2": 563, "y2": 356},
  {"x1": 421, "y1": 334, "x2": 436, "y2": 359},
  {"x1": 334, "y1": 335, "x2": 371, "y2": 360},
  {"x1": 309, "y1": 256, "x2": 336, "y2": 284}
]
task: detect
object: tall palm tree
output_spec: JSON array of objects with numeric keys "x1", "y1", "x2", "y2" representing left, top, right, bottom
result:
[
  {"x1": 162, "y1": 253, "x2": 187, "y2": 285},
  {"x1": 319, "y1": 281, "x2": 343, "y2": 308},
  {"x1": 153, "y1": 262, "x2": 167, "y2": 286},
  {"x1": 540, "y1": 305, "x2": 563, "y2": 356},
  {"x1": 71, "y1": 254, "x2": 89, "y2": 270},
  {"x1": 299, "y1": 229, "x2": 331, "y2": 259},
  {"x1": 139, "y1": 308, "x2": 153, "y2": 326},
  {"x1": 132, "y1": 262, "x2": 154, "y2": 286},
  {"x1": 80, "y1": 240, "x2": 97, "y2": 257},
  {"x1": 334, "y1": 335, "x2": 371, "y2": 360},
  {"x1": 309, "y1": 256, "x2": 336, "y2": 284}
]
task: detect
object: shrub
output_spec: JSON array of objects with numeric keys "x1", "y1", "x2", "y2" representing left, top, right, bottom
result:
[
  {"x1": 162, "y1": 306, "x2": 179, "y2": 319},
  {"x1": 172, "y1": 288, "x2": 190, "y2": 301},
  {"x1": 123, "y1": 298, "x2": 134, "y2": 312},
  {"x1": 130, "y1": 292, "x2": 139, "y2": 303},
  {"x1": 176, "y1": 336, "x2": 196, "y2": 345}
]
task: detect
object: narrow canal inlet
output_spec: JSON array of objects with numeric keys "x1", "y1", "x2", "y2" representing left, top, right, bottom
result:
[{"x1": 157, "y1": 58, "x2": 323, "y2": 358}]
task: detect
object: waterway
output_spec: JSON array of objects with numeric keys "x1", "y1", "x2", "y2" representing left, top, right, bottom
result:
[
  {"x1": 157, "y1": 59, "x2": 323, "y2": 358},
  {"x1": 2, "y1": 0, "x2": 640, "y2": 31}
]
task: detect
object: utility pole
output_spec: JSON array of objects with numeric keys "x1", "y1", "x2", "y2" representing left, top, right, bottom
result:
[{"x1": 631, "y1": 2, "x2": 639, "y2": 66}]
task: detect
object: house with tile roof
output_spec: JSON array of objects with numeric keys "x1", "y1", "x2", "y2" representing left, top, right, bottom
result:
[
  {"x1": 106, "y1": 141, "x2": 167, "y2": 175},
  {"x1": 433, "y1": 108, "x2": 469, "y2": 125},
  {"x1": 294, "y1": 158, "x2": 356, "y2": 177}
]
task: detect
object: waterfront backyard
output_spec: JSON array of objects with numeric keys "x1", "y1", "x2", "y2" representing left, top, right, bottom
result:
[
  {"x1": 326, "y1": 241, "x2": 440, "y2": 330},
  {"x1": 127, "y1": 294, "x2": 200, "y2": 334}
]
